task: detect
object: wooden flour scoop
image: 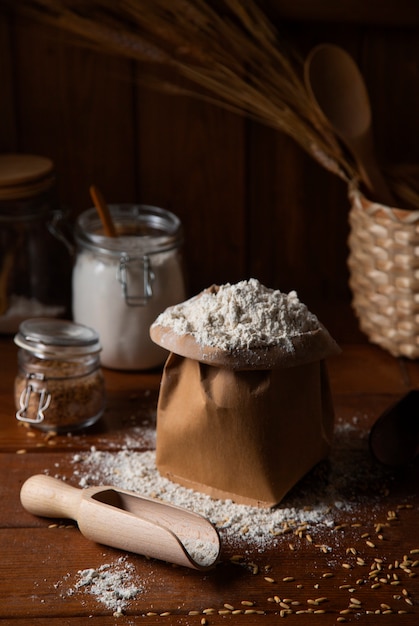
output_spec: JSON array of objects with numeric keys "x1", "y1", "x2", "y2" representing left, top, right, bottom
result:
[{"x1": 20, "y1": 475, "x2": 221, "y2": 570}]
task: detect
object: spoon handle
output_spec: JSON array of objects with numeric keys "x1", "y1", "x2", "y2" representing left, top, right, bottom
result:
[{"x1": 20, "y1": 474, "x2": 82, "y2": 520}]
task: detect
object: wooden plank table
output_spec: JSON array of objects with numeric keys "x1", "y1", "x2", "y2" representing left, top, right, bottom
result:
[{"x1": 1, "y1": 336, "x2": 418, "y2": 625}]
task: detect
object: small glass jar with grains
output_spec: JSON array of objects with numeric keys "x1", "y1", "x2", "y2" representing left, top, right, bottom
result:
[{"x1": 14, "y1": 318, "x2": 105, "y2": 432}]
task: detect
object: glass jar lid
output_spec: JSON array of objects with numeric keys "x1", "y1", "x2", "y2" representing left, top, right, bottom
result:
[
  {"x1": 14, "y1": 318, "x2": 101, "y2": 359},
  {"x1": 74, "y1": 204, "x2": 183, "y2": 258}
]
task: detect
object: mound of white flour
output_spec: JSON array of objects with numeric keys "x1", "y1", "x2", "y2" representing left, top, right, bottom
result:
[{"x1": 152, "y1": 278, "x2": 321, "y2": 350}]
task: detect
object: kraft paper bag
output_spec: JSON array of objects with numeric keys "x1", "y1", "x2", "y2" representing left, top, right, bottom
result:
[
  {"x1": 150, "y1": 281, "x2": 340, "y2": 507},
  {"x1": 154, "y1": 352, "x2": 336, "y2": 507}
]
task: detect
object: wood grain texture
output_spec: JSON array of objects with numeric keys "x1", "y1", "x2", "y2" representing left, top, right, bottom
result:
[
  {"x1": 11, "y1": 17, "x2": 138, "y2": 214},
  {"x1": 1, "y1": 12, "x2": 248, "y2": 294},
  {"x1": 0, "y1": 11, "x2": 17, "y2": 150},
  {"x1": 264, "y1": 0, "x2": 419, "y2": 25},
  {"x1": 1, "y1": 335, "x2": 419, "y2": 623},
  {"x1": 0, "y1": 9, "x2": 418, "y2": 337},
  {"x1": 134, "y1": 75, "x2": 247, "y2": 292}
]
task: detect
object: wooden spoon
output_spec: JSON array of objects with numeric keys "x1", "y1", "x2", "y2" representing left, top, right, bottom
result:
[
  {"x1": 20, "y1": 474, "x2": 221, "y2": 570},
  {"x1": 305, "y1": 44, "x2": 395, "y2": 206},
  {"x1": 89, "y1": 184, "x2": 117, "y2": 237}
]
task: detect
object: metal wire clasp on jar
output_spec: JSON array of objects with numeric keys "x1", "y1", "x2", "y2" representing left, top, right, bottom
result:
[
  {"x1": 14, "y1": 318, "x2": 105, "y2": 432},
  {"x1": 117, "y1": 252, "x2": 154, "y2": 306}
]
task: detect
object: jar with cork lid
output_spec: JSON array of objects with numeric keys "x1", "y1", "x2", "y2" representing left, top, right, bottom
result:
[
  {"x1": 14, "y1": 318, "x2": 106, "y2": 433},
  {"x1": 0, "y1": 154, "x2": 71, "y2": 334}
]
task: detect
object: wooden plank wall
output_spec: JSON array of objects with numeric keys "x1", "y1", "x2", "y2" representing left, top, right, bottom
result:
[{"x1": 1, "y1": 2, "x2": 419, "y2": 342}]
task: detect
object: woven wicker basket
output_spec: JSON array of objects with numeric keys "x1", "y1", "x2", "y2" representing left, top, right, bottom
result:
[{"x1": 348, "y1": 183, "x2": 419, "y2": 358}]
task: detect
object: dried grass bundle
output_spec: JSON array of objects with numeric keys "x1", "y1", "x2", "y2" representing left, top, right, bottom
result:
[{"x1": 12, "y1": 0, "x2": 356, "y2": 180}]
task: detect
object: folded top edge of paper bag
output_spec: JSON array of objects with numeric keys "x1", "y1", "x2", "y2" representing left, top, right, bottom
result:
[{"x1": 150, "y1": 279, "x2": 340, "y2": 370}]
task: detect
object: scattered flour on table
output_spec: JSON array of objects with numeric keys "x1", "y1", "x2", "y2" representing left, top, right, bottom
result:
[
  {"x1": 72, "y1": 448, "x2": 332, "y2": 548},
  {"x1": 68, "y1": 417, "x2": 389, "y2": 552},
  {"x1": 66, "y1": 556, "x2": 142, "y2": 615},
  {"x1": 96, "y1": 424, "x2": 156, "y2": 450},
  {"x1": 53, "y1": 417, "x2": 392, "y2": 613},
  {"x1": 152, "y1": 278, "x2": 321, "y2": 350}
]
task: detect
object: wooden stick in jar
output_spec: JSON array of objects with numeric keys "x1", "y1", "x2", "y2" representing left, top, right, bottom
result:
[{"x1": 89, "y1": 184, "x2": 117, "y2": 237}]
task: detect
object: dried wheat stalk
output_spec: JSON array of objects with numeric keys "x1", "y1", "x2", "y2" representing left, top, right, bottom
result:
[{"x1": 12, "y1": 0, "x2": 356, "y2": 180}]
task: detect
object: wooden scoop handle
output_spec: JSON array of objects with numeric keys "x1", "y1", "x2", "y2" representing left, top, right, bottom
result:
[{"x1": 20, "y1": 474, "x2": 82, "y2": 520}]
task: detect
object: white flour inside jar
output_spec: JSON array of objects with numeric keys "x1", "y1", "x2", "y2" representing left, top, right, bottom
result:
[
  {"x1": 72, "y1": 248, "x2": 185, "y2": 370},
  {"x1": 152, "y1": 278, "x2": 321, "y2": 351}
]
